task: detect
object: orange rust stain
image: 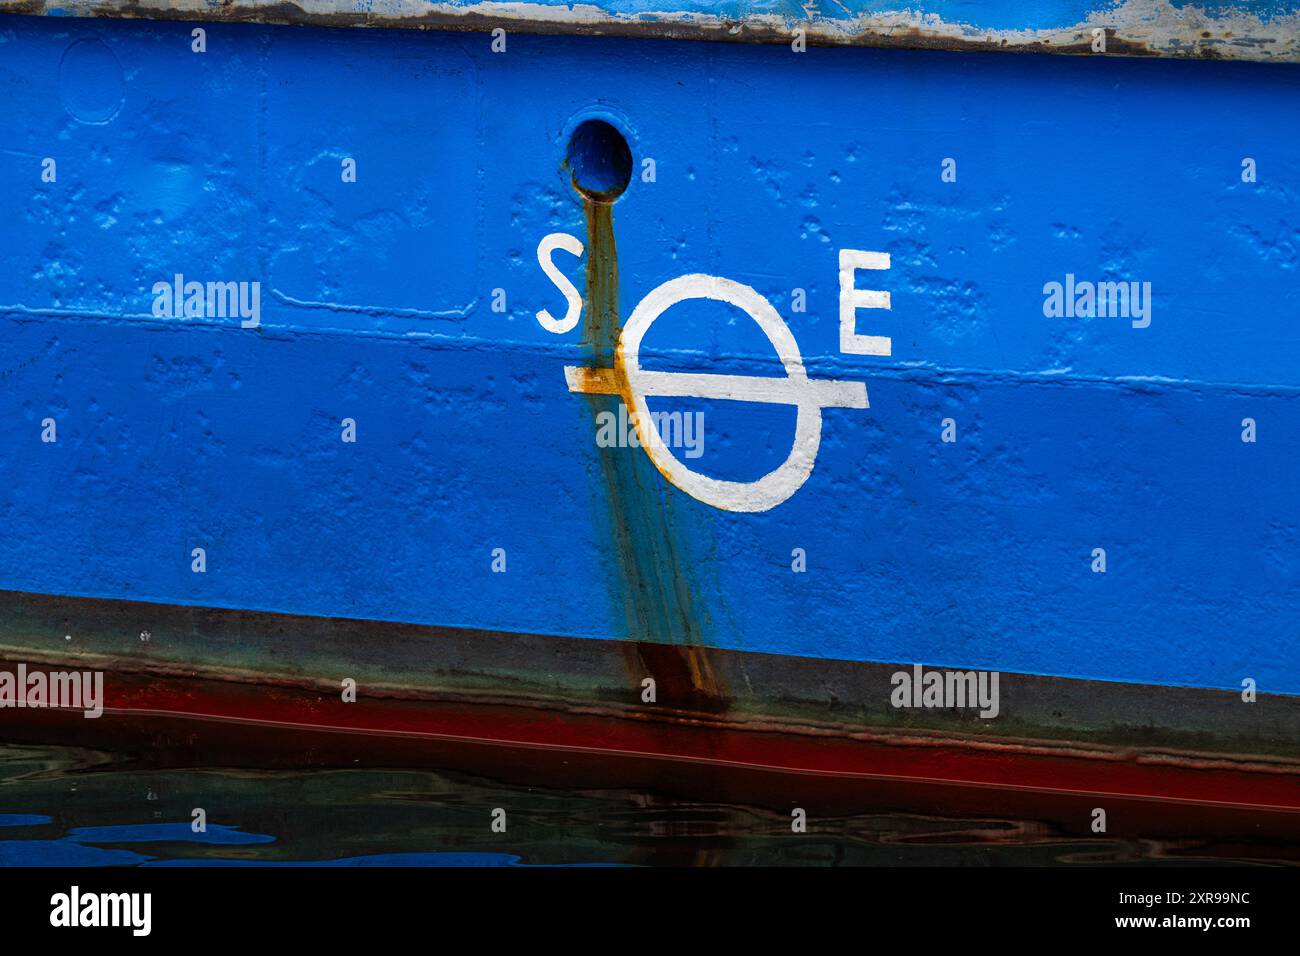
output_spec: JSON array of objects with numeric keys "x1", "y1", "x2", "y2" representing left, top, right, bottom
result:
[
  {"x1": 568, "y1": 365, "x2": 621, "y2": 395},
  {"x1": 574, "y1": 192, "x2": 724, "y2": 710}
]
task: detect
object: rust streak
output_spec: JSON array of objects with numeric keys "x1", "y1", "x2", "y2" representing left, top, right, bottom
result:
[{"x1": 574, "y1": 184, "x2": 724, "y2": 712}]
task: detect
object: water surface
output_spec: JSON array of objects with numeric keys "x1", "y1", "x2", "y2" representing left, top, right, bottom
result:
[{"x1": 0, "y1": 743, "x2": 1290, "y2": 866}]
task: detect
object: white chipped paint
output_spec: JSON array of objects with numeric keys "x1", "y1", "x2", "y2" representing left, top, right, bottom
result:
[
  {"x1": 12, "y1": 0, "x2": 1300, "y2": 63},
  {"x1": 566, "y1": 274, "x2": 867, "y2": 513}
]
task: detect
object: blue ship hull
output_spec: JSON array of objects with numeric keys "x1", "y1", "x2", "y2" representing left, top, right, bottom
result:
[{"x1": 2, "y1": 15, "x2": 1297, "y2": 692}]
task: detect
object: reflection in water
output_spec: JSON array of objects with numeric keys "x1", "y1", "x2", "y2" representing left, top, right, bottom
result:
[{"x1": 0, "y1": 743, "x2": 1289, "y2": 866}]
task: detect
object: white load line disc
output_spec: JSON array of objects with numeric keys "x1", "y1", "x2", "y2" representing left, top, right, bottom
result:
[{"x1": 562, "y1": 274, "x2": 871, "y2": 512}]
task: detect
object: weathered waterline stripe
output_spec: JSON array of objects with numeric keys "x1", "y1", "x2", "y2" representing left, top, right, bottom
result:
[
  {"x1": 4, "y1": 593, "x2": 1300, "y2": 838},
  {"x1": 4, "y1": 0, "x2": 1300, "y2": 63}
]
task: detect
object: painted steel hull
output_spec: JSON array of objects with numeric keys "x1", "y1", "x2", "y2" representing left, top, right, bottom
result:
[{"x1": 0, "y1": 11, "x2": 1298, "y2": 820}]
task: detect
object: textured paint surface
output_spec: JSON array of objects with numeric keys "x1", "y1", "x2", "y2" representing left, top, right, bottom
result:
[
  {"x1": 0, "y1": 17, "x2": 1298, "y2": 695},
  {"x1": 6, "y1": 0, "x2": 1300, "y2": 63}
]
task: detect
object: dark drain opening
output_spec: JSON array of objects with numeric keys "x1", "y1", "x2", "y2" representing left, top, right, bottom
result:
[{"x1": 566, "y1": 119, "x2": 632, "y2": 202}]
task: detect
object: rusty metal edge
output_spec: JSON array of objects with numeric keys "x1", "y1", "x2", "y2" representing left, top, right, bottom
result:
[{"x1": 1, "y1": 0, "x2": 1299, "y2": 64}]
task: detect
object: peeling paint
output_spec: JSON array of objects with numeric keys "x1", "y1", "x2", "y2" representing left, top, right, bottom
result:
[{"x1": 3, "y1": 0, "x2": 1300, "y2": 63}]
